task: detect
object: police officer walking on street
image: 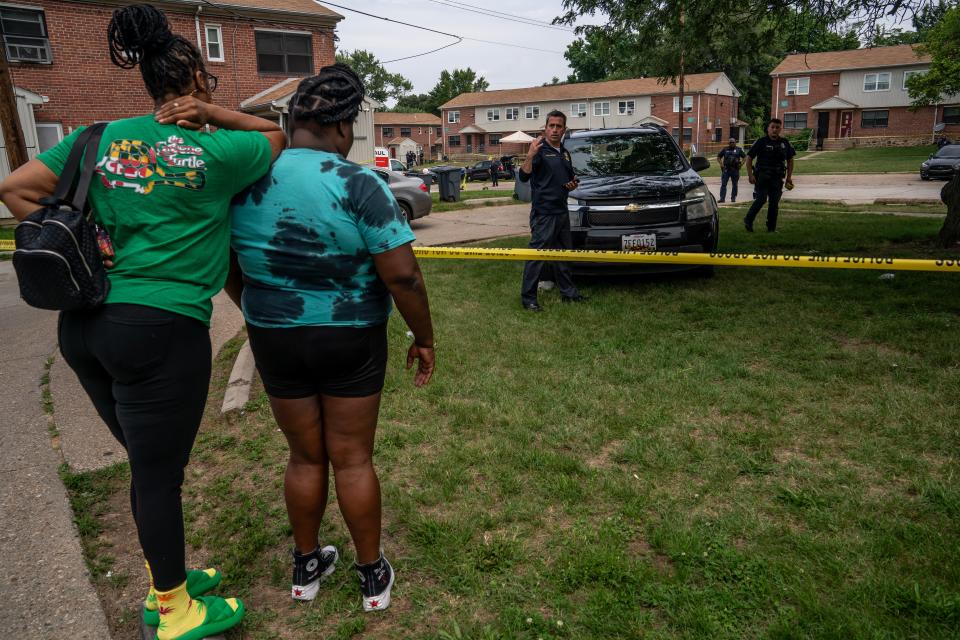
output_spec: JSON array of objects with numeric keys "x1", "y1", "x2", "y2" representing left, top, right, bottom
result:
[
  {"x1": 744, "y1": 118, "x2": 795, "y2": 232},
  {"x1": 717, "y1": 137, "x2": 745, "y2": 203},
  {"x1": 518, "y1": 110, "x2": 586, "y2": 311}
]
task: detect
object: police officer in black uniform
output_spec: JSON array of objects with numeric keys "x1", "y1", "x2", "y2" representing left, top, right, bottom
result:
[
  {"x1": 717, "y1": 137, "x2": 745, "y2": 203},
  {"x1": 744, "y1": 117, "x2": 796, "y2": 232},
  {"x1": 518, "y1": 110, "x2": 585, "y2": 311}
]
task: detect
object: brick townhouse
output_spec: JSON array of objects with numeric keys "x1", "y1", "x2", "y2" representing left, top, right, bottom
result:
[
  {"x1": 373, "y1": 111, "x2": 442, "y2": 160},
  {"x1": 439, "y1": 72, "x2": 744, "y2": 158},
  {"x1": 770, "y1": 44, "x2": 960, "y2": 145},
  {"x1": 2, "y1": 0, "x2": 341, "y2": 153}
]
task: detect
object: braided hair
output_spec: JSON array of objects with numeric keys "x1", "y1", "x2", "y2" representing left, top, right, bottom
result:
[
  {"x1": 107, "y1": 4, "x2": 206, "y2": 100},
  {"x1": 289, "y1": 64, "x2": 365, "y2": 126}
]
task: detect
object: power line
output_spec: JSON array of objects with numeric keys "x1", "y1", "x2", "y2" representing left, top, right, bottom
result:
[
  {"x1": 319, "y1": 1, "x2": 564, "y2": 59},
  {"x1": 436, "y1": 0, "x2": 574, "y2": 30},
  {"x1": 422, "y1": 0, "x2": 575, "y2": 32}
]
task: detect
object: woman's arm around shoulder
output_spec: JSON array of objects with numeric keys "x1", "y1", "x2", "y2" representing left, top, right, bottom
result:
[{"x1": 155, "y1": 96, "x2": 286, "y2": 160}]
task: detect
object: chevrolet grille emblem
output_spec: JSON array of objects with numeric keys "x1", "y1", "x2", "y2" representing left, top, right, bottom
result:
[{"x1": 624, "y1": 203, "x2": 642, "y2": 212}]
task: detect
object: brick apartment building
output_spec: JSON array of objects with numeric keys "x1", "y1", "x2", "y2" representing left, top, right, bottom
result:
[
  {"x1": 373, "y1": 111, "x2": 442, "y2": 160},
  {"x1": 439, "y1": 73, "x2": 744, "y2": 159},
  {"x1": 2, "y1": 0, "x2": 341, "y2": 153},
  {"x1": 770, "y1": 44, "x2": 960, "y2": 146}
]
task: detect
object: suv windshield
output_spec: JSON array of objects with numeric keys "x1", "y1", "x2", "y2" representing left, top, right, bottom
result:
[
  {"x1": 936, "y1": 146, "x2": 960, "y2": 158},
  {"x1": 566, "y1": 132, "x2": 686, "y2": 177}
]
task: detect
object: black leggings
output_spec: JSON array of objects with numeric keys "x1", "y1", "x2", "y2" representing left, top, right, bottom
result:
[{"x1": 58, "y1": 303, "x2": 211, "y2": 591}]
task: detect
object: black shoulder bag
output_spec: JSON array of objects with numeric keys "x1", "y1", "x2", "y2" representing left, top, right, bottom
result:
[{"x1": 13, "y1": 122, "x2": 110, "y2": 310}]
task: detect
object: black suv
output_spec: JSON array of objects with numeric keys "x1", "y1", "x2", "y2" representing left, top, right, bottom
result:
[{"x1": 566, "y1": 126, "x2": 719, "y2": 274}]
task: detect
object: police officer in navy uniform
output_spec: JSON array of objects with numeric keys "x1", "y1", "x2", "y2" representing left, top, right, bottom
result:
[
  {"x1": 744, "y1": 117, "x2": 795, "y2": 232},
  {"x1": 518, "y1": 110, "x2": 585, "y2": 311},
  {"x1": 716, "y1": 137, "x2": 745, "y2": 203}
]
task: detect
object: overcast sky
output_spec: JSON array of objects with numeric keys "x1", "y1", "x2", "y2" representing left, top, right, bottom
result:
[{"x1": 326, "y1": 0, "x2": 606, "y2": 96}]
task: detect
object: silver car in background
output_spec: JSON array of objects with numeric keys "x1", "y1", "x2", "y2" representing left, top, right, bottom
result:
[{"x1": 372, "y1": 168, "x2": 432, "y2": 221}]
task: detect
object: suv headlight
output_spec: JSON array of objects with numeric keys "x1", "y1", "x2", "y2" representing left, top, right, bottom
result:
[
  {"x1": 683, "y1": 185, "x2": 714, "y2": 220},
  {"x1": 568, "y1": 197, "x2": 584, "y2": 227},
  {"x1": 921, "y1": 162, "x2": 930, "y2": 168}
]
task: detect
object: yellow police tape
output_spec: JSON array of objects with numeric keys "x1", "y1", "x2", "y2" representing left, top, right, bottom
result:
[
  {"x1": 1, "y1": 240, "x2": 955, "y2": 273},
  {"x1": 413, "y1": 246, "x2": 960, "y2": 273}
]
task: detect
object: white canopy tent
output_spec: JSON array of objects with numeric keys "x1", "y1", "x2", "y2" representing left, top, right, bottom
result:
[{"x1": 500, "y1": 130, "x2": 535, "y2": 143}]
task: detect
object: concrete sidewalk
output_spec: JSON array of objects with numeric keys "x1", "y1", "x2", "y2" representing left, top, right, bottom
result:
[
  {"x1": 0, "y1": 261, "x2": 111, "y2": 639},
  {"x1": 703, "y1": 172, "x2": 944, "y2": 205}
]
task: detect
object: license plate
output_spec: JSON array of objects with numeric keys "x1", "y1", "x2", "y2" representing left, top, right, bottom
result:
[{"x1": 622, "y1": 233, "x2": 657, "y2": 252}]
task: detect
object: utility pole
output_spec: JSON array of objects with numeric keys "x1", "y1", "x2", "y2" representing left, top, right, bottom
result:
[
  {"x1": 0, "y1": 41, "x2": 28, "y2": 171},
  {"x1": 677, "y1": 2, "x2": 685, "y2": 153}
]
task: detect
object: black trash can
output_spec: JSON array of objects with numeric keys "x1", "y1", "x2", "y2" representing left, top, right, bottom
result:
[{"x1": 433, "y1": 167, "x2": 463, "y2": 202}]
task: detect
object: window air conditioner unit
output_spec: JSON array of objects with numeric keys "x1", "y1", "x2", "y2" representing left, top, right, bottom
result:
[
  {"x1": 683, "y1": 106, "x2": 692, "y2": 112},
  {"x1": 787, "y1": 90, "x2": 796, "y2": 95}
]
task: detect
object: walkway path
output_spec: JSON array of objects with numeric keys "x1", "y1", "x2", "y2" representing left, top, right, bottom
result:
[{"x1": 0, "y1": 261, "x2": 111, "y2": 639}]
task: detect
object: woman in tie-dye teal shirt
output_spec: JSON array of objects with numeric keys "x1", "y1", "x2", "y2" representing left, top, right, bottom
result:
[{"x1": 229, "y1": 64, "x2": 434, "y2": 613}]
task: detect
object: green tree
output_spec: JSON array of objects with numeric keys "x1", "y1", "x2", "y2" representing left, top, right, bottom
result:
[
  {"x1": 428, "y1": 68, "x2": 489, "y2": 113},
  {"x1": 905, "y1": 4, "x2": 960, "y2": 246},
  {"x1": 335, "y1": 49, "x2": 413, "y2": 104},
  {"x1": 562, "y1": 10, "x2": 859, "y2": 137},
  {"x1": 392, "y1": 93, "x2": 434, "y2": 113}
]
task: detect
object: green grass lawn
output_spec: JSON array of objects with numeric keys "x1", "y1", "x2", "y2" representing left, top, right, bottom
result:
[
  {"x1": 0, "y1": 226, "x2": 13, "y2": 240},
  {"x1": 699, "y1": 145, "x2": 937, "y2": 177},
  {"x1": 67, "y1": 203, "x2": 960, "y2": 639}
]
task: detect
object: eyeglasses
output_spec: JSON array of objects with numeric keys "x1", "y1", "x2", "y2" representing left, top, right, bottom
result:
[{"x1": 204, "y1": 72, "x2": 218, "y2": 94}]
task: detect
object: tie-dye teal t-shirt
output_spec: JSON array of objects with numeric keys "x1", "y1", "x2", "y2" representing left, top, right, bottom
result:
[{"x1": 230, "y1": 148, "x2": 415, "y2": 328}]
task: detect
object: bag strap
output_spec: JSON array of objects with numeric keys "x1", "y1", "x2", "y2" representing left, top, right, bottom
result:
[
  {"x1": 49, "y1": 123, "x2": 106, "y2": 204},
  {"x1": 69, "y1": 122, "x2": 108, "y2": 211}
]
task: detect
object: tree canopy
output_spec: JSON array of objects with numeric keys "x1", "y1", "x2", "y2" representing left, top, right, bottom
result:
[
  {"x1": 391, "y1": 68, "x2": 489, "y2": 115},
  {"x1": 557, "y1": 0, "x2": 933, "y2": 135},
  {"x1": 906, "y1": 3, "x2": 960, "y2": 105},
  {"x1": 335, "y1": 49, "x2": 413, "y2": 104}
]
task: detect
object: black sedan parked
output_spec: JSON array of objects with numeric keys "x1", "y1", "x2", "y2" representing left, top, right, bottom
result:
[
  {"x1": 464, "y1": 160, "x2": 513, "y2": 181},
  {"x1": 565, "y1": 126, "x2": 718, "y2": 275},
  {"x1": 920, "y1": 144, "x2": 960, "y2": 180}
]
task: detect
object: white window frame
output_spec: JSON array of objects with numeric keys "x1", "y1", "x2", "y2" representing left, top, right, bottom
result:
[
  {"x1": 903, "y1": 70, "x2": 924, "y2": 90},
  {"x1": 525, "y1": 105, "x2": 540, "y2": 119},
  {"x1": 0, "y1": 4, "x2": 52, "y2": 64},
  {"x1": 785, "y1": 77, "x2": 809, "y2": 96},
  {"x1": 594, "y1": 101, "x2": 610, "y2": 116},
  {"x1": 863, "y1": 72, "x2": 891, "y2": 92},
  {"x1": 486, "y1": 108, "x2": 500, "y2": 122},
  {"x1": 204, "y1": 24, "x2": 224, "y2": 62},
  {"x1": 783, "y1": 112, "x2": 808, "y2": 129},
  {"x1": 35, "y1": 122, "x2": 63, "y2": 152},
  {"x1": 447, "y1": 110, "x2": 460, "y2": 123},
  {"x1": 505, "y1": 107, "x2": 519, "y2": 120},
  {"x1": 570, "y1": 102, "x2": 587, "y2": 118},
  {"x1": 618, "y1": 100, "x2": 635, "y2": 115},
  {"x1": 673, "y1": 96, "x2": 694, "y2": 112}
]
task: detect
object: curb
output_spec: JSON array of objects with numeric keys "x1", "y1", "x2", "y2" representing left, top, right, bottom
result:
[{"x1": 221, "y1": 340, "x2": 256, "y2": 414}]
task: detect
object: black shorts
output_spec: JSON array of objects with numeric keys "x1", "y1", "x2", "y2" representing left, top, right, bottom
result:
[{"x1": 246, "y1": 322, "x2": 388, "y2": 399}]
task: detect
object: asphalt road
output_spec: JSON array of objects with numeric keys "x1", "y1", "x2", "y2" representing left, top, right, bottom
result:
[{"x1": 0, "y1": 261, "x2": 110, "y2": 639}]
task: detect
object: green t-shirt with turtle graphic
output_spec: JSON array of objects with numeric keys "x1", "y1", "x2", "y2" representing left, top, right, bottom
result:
[{"x1": 37, "y1": 115, "x2": 272, "y2": 325}]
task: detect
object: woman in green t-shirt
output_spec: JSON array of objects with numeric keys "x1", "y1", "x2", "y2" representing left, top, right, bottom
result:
[{"x1": 0, "y1": 6, "x2": 284, "y2": 640}]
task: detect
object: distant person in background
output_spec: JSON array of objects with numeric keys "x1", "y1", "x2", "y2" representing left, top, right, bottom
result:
[
  {"x1": 490, "y1": 159, "x2": 500, "y2": 187},
  {"x1": 938, "y1": 135, "x2": 952, "y2": 149},
  {"x1": 744, "y1": 118, "x2": 795, "y2": 233},
  {"x1": 716, "y1": 137, "x2": 745, "y2": 203}
]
